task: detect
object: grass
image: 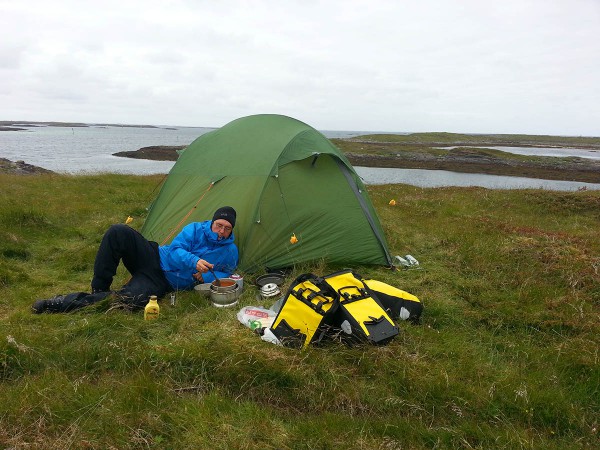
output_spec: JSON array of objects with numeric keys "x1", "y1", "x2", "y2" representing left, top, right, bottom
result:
[{"x1": 0, "y1": 173, "x2": 599, "y2": 449}]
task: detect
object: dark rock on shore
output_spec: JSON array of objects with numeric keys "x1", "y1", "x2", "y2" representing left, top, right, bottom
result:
[{"x1": 0, "y1": 158, "x2": 55, "y2": 175}]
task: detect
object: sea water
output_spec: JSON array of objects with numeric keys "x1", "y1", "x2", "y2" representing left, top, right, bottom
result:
[
  {"x1": 0, "y1": 125, "x2": 210, "y2": 174},
  {"x1": 355, "y1": 167, "x2": 600, "y2": 191}
]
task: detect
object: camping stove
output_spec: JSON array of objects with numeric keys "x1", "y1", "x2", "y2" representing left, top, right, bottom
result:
[{"x1": 260, "y1": 283, "x2": 281, "y2": 299}]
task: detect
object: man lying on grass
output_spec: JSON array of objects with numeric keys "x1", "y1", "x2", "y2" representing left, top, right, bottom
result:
[{"x1": 32, "y1": 206, "x2": 239, "y2": 313}]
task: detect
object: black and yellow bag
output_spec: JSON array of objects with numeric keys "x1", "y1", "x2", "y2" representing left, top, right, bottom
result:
[
  {"x1": 270, "y1": 273, "x2": 339, "y2": 349},
  {"x1": 323, "y1": 270, "x2": 399, "y2": 346},
  {"x1": 363, "y1": 279, "x2": 423, "y2": 323}
]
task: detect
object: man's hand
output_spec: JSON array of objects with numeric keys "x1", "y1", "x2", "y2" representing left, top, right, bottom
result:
[{"x1": 195, "y1": 259, "x2": 213, "y2": 273}]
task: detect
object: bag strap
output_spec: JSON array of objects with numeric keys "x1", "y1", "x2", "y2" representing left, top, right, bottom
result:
[
  {"x1": 337, "y1": 285, "x2": 369, "y2": 301},
  {"x1": 283, "y1": 273, "x2": 340, "y2": 314},
  {"x1": 292, "y1": 286, "x2": 333, "y2": 304}
]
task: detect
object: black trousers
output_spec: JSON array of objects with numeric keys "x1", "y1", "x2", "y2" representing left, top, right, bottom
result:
[{"x1": 91, "y1": 224, "x2": 172, "y2": 308}]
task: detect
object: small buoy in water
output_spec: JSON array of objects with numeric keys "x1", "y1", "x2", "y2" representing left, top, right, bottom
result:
[
  {"x1": 389, "y1": 199, "x2": 396, "y2": 206},
  {"x1": 290, "y1": 233, "x2": 298, "y2": 244},
  {"x1": 125, "y1": 216, "x2": 133, "y2": 224}
]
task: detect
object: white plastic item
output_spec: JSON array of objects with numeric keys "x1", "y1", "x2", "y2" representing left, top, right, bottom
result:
[
  {"x1": 394, "y1": 255, "x2": 410, "y2": 267},
  {"x1": 405, "y1": 255, "x2": 419, "y2": 266},
  {"x1": 236, "y1": 306, "x2": 277, "y2": 330}
]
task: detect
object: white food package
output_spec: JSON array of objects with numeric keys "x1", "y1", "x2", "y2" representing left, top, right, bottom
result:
[{"x1": 236, "y1": 306, "x2": 277, "y2": 330}]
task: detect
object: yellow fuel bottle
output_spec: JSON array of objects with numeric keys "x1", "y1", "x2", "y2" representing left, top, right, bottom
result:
[{"x1": 144, "y1": 295, "x2": 160, "y2": 320}]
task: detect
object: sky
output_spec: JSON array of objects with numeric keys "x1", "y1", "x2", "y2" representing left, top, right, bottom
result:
[{"x1": 1, "y1": 0, "x2": 599, "y2": 135}]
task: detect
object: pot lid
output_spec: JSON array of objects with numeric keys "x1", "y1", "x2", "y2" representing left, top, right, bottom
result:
[{"x1": 255, "y1": 273, "x2": 285, "y2": 287}]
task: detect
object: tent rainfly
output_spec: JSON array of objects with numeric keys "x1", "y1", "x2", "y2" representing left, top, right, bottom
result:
[{"x1": 141, "y1": 114, "x2": 393, "y2": 272}]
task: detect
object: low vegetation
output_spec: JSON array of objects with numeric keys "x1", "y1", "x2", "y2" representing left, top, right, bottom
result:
[{"x1": 0, "y1": 173, "x2": 598, "y2": 449}]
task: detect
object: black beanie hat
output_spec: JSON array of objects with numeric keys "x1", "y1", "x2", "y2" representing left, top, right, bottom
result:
[{"x1": 212, "y1": 206, "x2": 236, "y2": 228}]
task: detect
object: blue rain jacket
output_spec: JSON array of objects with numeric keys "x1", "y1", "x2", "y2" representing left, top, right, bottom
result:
[{"x1": 159, "y1": 221, "x2": 238, "y2": 290}]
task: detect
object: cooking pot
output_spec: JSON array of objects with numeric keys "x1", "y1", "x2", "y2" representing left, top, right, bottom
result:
[
  {"x1": 209, "y1": 278, "x2": 240, "y2": 307},
  {"x1": 211, "y1": 278, "x2": 238, "y2": 292}
]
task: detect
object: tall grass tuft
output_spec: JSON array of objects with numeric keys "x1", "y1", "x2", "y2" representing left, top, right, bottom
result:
[{"x1": 0, "y1": 173, "x2": 598, "y2": 449}]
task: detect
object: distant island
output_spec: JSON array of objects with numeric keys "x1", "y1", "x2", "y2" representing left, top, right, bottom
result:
[{"x1": 0, "y1": 121, "x2": 178, "y2": 132}]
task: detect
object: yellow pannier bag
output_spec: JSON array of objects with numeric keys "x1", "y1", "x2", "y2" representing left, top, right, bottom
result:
[
  {"x1": 323, "y1": 270, "x2": 399, "y2": 346},
  {"x1": 270, "y1": 273, "x2": 339, "y2": 349},
  {"x1": 363, "y1": 279, "x2": 423, "y2": 323}
]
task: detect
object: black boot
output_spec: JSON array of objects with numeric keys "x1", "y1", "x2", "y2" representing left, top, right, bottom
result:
[
  {"x1": 31, "y1": 291, "x2": 112, "y2": 314},
  {"x1": 31, "y1": 295, "x2": 69, "y2": 314}
]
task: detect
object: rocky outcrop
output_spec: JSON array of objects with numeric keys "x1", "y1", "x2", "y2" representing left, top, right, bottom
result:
[
  {"x1": 113, "y1": 145, "x2": 186, "y2": 161},
  {"x1": 0, "y1": 158, "x2": 55, "y2": 175}
]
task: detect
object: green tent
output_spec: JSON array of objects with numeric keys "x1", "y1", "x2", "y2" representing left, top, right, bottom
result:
[{"x1": 141, "y1": 114, "x2": 393, "y2": 272}]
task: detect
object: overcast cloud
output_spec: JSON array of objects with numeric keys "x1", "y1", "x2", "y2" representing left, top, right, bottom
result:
[{"x1": 1, "y1": 0, "x2": 599, "y2": 135}]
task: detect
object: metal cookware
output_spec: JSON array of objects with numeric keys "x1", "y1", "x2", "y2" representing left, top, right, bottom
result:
[
  {"x1": 255, "y1": 273, "x2": 285, "y2": 288},
  {"x1": 260, "y1": 282, "x2": 281, "y2": 299},
  {"x1": 193, "y1": 283, "x2": 212, "y2": 298},
  {"x1": 209, "y1": 278, "x2": 240, "y2": 307},
  {"x1": 210, "y1": 278, "x2": 237, "y2": 292}
]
